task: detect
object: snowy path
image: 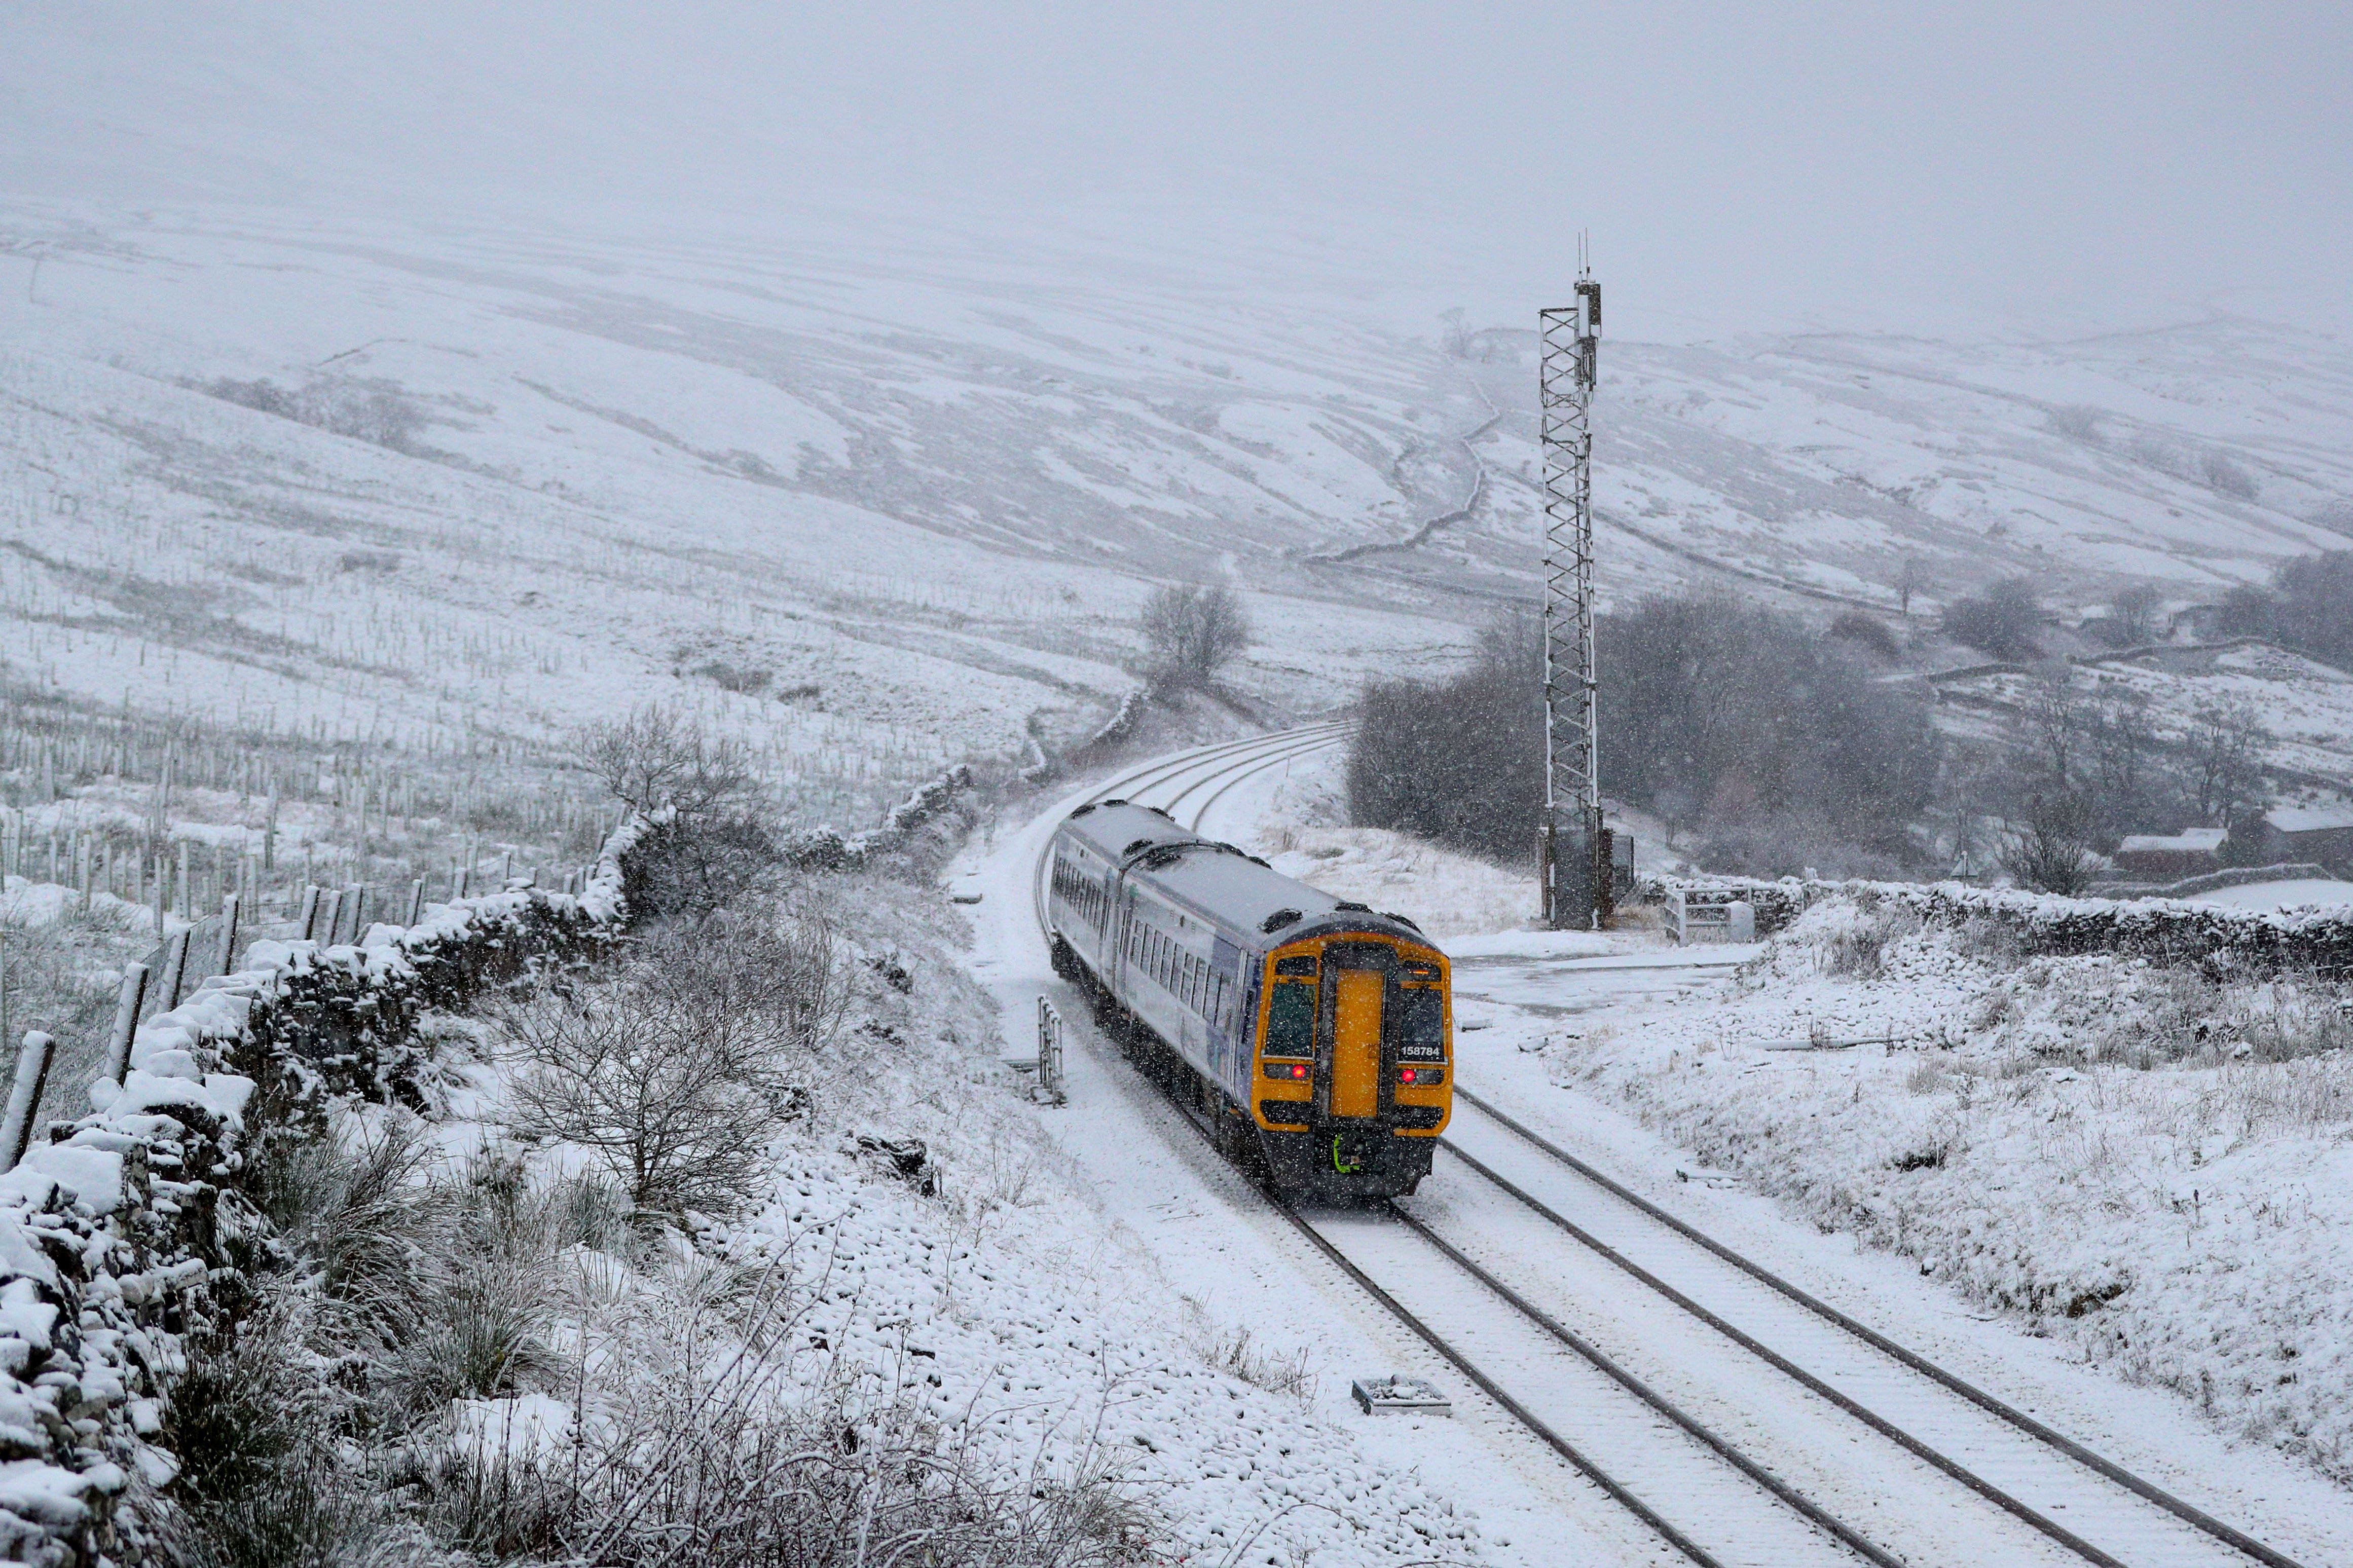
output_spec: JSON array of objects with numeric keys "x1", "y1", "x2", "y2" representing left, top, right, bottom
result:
[{"x1": 956, "y1": 728, "x2": 2347, "y2": 1567}]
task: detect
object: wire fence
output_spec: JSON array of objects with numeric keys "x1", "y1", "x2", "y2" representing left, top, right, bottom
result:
[{"x1": 116, "y1": 860, "x2": 599, "y2": 1028}]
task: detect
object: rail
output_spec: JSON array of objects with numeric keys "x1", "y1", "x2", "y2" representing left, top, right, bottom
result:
[{"x1": 1452, "y1": 1085, "x2": 2307, "y2": 1568}]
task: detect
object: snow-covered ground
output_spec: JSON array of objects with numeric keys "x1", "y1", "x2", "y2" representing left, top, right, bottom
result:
[
  {"x1": 963, "y1": 736, "x2": 2353, "y2": 1563},
  {"x1": 411, "y1": 859, "x2": 1502, "y2": 1567},
  {"x1": 8, "y1": 190, "x2": 2352, "y2": 807},
  {"x1": 2187, "y1": 877, "x2": 2353, "y2": 911}
]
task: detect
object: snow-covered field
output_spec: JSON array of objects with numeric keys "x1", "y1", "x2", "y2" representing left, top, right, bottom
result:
[
  {"x1": 1525, "y1": 897, "x2": 2353, "y2": 1478},
  {"x1": 8, "y1": 190, "x2": 2352, "y2": 808},
  {"x1": 2189, "y1": 877, "x2": 2353, "y2": 911}
]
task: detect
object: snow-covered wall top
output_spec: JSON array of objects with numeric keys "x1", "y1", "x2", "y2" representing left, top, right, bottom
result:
[
  {"x1": 0, "y1": 836, "x2": 627, "y2": 1564},
  {"x1": 1661, "y1": 872, "x2": 2353, "y2": 973}
]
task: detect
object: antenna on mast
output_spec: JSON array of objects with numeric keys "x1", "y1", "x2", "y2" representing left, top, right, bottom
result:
[{"x1": 1537, "y1": 245, "x2": 1620, "y2": 928}]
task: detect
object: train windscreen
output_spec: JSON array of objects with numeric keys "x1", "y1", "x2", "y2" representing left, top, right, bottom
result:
[
  {"x1": 1399, "y1": 988, "x2": 1445, "y2": 1063},
  {"x1": 1265, "y1": 982, "x2": 1313, "y2": 1057}
]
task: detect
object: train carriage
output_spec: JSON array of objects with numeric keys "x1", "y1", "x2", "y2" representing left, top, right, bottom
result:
[{"x1": 1046, "y1": 799, "x2": 1451, "y2": 1199}]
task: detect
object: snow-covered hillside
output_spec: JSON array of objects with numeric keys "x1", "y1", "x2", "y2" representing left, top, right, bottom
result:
[
  {"x1": 10, "y1": 198, "x2": 2349, "y2": 805},
  {"x1": 1448, "y1": 320, "x2": 2353, "y2": 615},
  {"x1": 0, "y1": 201, "x2": 1476, "y2": 787}
]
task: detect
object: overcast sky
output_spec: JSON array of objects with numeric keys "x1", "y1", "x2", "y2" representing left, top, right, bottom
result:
[{"x1": 4, "y1": 1, "x2": 2347, "y2": 335}]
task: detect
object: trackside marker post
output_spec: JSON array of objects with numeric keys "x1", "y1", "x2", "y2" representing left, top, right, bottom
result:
[{"x1": 1036, "y1": 997, "x2": 1065, "y2": 1105}]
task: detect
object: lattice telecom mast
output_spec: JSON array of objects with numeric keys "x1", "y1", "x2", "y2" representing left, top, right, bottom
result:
[{"x1": 1538, "y1": 257, "x2": 1609, "y2": 928}]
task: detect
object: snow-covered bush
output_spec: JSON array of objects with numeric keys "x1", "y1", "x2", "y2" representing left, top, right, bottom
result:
[{"x1": 0, "y1": 856, "x2": 627, "y2": 1564}]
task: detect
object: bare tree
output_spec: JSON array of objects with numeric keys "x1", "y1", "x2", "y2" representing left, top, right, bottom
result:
[
  {"x1": 1942, "y1": 578, "x2": 2042, "y2": 659},
  {"x1": 1896, "y1": 557, "x2": 1929, "y2": 619},
  {"x1": 1140, "y1": 583, "x2": 1252, "y2": 693},
  {"x1": 504, "y1": 991, "x2": 780, "y2": 1220},
  {"x1": 2083, "y1": 688, "x2": 2162, "y2": 839},
  {"x1": 2001, "y1": 792, "x2": 2102, "y2": 894},
  {"x1": 2020, "y1": 670, "x2": 2084, "y2": 787},
  {"x1": 1440, "y1": 306, "x2": 1473, "y2": 358},
  {"x1": 2186, "y1": 701, "x2": 2269, "y2": 833},
  {"x1": 2109, "y1": 583, "x2": 2162, "y2": 647},
  {"x1": 577, "y1": 706, "x2": 758, "y2": 820}
]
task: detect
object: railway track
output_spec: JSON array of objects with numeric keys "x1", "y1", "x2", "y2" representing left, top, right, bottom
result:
[
  {"x1": 1435, "y1": 1090, "x2": 2305, "y2": 1568},
  {"x1": 1032, "y1": 727, "x2": 2313, "y2": 1568}
]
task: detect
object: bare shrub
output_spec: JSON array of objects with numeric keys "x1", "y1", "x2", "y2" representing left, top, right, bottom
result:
[
  {"x1": 2049, "y1": 404, "x2": 2107, "y2": 444},
  {"x1": 500, "y1": 923, "x2": 844, "y2": 1220},
  {"x1": 1942, "y1": 578, "x2": 2042, "y2": 659},
  {"x1": 577, "y1": 706, "x2": 760, "y2": 822},
  {"x1": 1821, "y1": 906, "x2": 1919, "y2": 979},
  {"x1": 1139, "y1": 583, "x2": 1252, "y2": 692},
  {"x1": 693, "y1": 660, "x2": 773, "y2": 695},
  {"x1": 429, "y1": 1383, "x2": 1147, "y2": 1567},
  {"x1": 631, "y1": 911, "x2": 855, "y2": 1066},
  {"x1": 1828, "y1": 611, "x2": 1901, "y2": 661},
  {"x1": 201, "y1": 374, "x2": 430, "y2": 453},
  {"x1": 2001, "y1": 792, "x2": 2102, "y2": 894},
  {"x1": 2202, "y1": 449, "x2": 2259, "y2": 500},
  {"x1": 620, "y1": 812, "x2": 782, "y2": 923},
  {"x1": 2130, "y1": 432, "x2": 2185, "y2": 476},
  {"x1": 1195, "y1": 1325, "x2": 1316, "y2": 1400},
  {"x1": 502, "y1": 991, "x2": 779, "y2": 1222},
  {"x1": 419, "y1": 1262, "x2": 1150, "y2": 1568}
]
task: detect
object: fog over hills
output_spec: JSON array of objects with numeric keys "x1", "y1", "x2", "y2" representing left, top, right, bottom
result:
[{"x1": 5, "y1": 2, "x2": 2350, "y2": 785}]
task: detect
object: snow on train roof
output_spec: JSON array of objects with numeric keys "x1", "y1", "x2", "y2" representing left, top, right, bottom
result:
[{"x1": 1057, "y1": 800, "x2": 1429, "y2": 949}]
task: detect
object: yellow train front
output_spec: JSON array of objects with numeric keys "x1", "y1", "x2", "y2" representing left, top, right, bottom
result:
[{"x1": 1046, "y1": 800, "x2": 1451, "y2": 1200}]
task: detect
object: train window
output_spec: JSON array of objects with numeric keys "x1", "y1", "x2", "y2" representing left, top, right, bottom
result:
[
  {"x1": 1273, "y1": 955, "x2": 1318, "y2": 978},
  {"x1": 1265, "y1": 982, "x2": 1314, "y2": 1058},
  {"x1": 1398, "y1": 988, "x2": 1447, "y2": 1063}
]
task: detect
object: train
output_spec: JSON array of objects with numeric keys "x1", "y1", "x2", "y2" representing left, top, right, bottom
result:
[{"x1": 1045, "y1": 799, "x2": 1452, "y2": 1200}]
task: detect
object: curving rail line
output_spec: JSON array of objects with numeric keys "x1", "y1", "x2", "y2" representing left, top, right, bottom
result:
[
  {"x1": 1028, "y1": 726, "x2": 2313, "y2": 1568},
  {"x1": 1442, "y1": 1087, "x2": 2306, "y2": 1568}
]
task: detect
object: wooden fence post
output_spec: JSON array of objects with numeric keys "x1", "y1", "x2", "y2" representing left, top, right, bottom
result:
[
  {"x1": 1, "y1": 1032, "x2": 53, "y2": 1172},
  {"x1": 160, "y1": 928, "x2": 192, "y2": 1011},
  {"x1": 406, "y1": 879, "x2": 426, "y2": 926},
  {"x1": 215, "y1": 893, "x2": 239, "y2": 976},
  {"x1": 317, "y1": 889, "x2": 344, "y2": 947},
  {"x1": 105, "y1": 964, "x2": 149, "y2": 1084},
  {"x1": 297, "y1": 885, "x2": 321, "y2": 942}
]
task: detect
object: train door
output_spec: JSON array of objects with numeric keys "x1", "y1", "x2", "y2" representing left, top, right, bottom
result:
[
  {"x1": 1316, "y1": 942, "x2": 1395, "y2": 1123},
  {"x1": 1209, "y1": 936, "x2": 1242, "y2": 1091}
]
